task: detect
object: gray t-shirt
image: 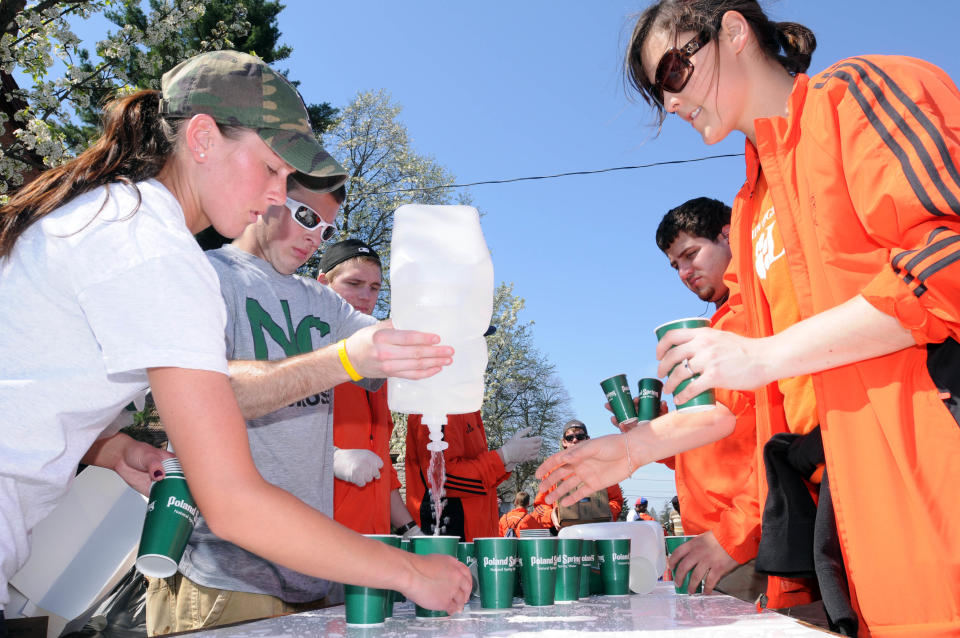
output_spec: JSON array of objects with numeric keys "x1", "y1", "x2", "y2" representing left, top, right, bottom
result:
[{"x1": 179, "y1": 244, "x2": 379, "y2": 602}]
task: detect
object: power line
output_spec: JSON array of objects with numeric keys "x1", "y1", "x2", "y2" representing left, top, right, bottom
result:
[{"x1": 360, "y1": 152, "x2": 745, "y2": 197}]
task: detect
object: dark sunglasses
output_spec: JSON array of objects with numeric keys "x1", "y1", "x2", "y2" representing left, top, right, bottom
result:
[
  {"x1": 287, "y1": 197, "x2": 337, "y2": 241},
  {"x1": 564, "y1": 433, "x2": 588, "y2": 442},
  {"x1": 652, "y1": 29, "x2": 713, "y2": 104}
]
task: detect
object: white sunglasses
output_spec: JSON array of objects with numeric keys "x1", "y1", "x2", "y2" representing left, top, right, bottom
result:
[{"x1": 287, "y1": 197, "x2": 337, "y2": 241}]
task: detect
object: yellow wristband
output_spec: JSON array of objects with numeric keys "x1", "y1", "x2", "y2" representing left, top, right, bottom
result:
[{"x1": 337, "y1": 339, "x2": 363, "y2": 381}]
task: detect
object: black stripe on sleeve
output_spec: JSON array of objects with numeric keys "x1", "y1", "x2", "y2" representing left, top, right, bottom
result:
[
  {"x1": 915, "y1": 247, "x2": 960, "y2": 290},
  {"x1": 852, "y1": 57, "x2": 960, "y2": 198},
  {"x1": 892, "y1": 248, "x2": 920, "y2": 271},
  {"x1": 902, "y1": 234, "x2": 960, "y2": 272},
  {"x1": 830, "y1": 70, "x2": 947, "y2": 217},
  {"x1": 835, "y1": 61, "x2": 960, "y2": 215},
  {"x1": 816, "y1": 69, "x2": 948, "y2": 217},
  {"x1": 445, "y1": 472, "x2": 483, "y2": 488}
]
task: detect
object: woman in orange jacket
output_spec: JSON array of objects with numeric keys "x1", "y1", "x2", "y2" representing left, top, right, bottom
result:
[
  {"x1": 542, "y1": 2, "x2": 960, "y2": 635},
  {"x1": 623, "y1": 2, "x2": 960, "y2": 636}
]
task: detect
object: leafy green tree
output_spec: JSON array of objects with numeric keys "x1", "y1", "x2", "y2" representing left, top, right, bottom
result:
[{"x1": 0, "y1": 1, "x2": 336, "y2": 199}]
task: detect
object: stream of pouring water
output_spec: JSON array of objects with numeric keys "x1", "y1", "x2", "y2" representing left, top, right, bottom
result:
[{"x1": 426, "y1": 450, "x2": 445, "y2": 535}]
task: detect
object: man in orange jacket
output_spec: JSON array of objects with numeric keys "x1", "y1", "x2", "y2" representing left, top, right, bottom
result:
[
  {"x1": 319, "y1": 239, "x2": 421, "y2": 537},
  {"x1": 405, "y1": 413, "x2": 541, "y2": 541},
  {"x1": 655, "y1": 197, "x2": 813, "y2": 608}
]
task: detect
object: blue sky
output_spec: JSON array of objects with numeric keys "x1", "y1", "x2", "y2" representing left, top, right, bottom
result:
[{"x1": 69, "y1": 1, "x2": 960, "y2": 513}]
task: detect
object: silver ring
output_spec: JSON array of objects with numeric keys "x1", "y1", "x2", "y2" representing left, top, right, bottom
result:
[{"x1": 683, "y1": 358, "x2": 692, "y2": 373}]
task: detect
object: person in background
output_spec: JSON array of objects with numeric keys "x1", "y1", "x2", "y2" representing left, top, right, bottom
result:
[
  {"x1": 626, "y1": 497, "x2": 655, "y2": 522},
  {"x1": 0, "y1": 50, "x2": 469, "y2": 638},
  {"x1": 668, "y1": 496, "x2": 684, "y2": 536},
  {"x1": 317, "y1": 238, "x2": 422, "y2": 539},
  {"x1": 498, "y1": 492, "x2": 532, "y2": 536},
  {"x1": 146, "y1": 175, "x2": 469, "y2": 633},
  {"x1": 405, "y1": 414, "x2": 541, "y2": 541},
  {"x1": 532, "y1": 420, "x2": 624, "y2": 532}
]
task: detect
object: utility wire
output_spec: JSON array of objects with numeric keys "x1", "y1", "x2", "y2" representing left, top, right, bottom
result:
[{"x1": 361, "y1": 152, "x2": 745, "y2": 196}]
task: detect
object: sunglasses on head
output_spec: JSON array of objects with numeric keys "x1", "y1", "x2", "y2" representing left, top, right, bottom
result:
[
  {"x1": 564, "y1": 432, "x2": 588, "y2": 442},
  {"x1": 652, "y1": 28, "x2": 714, "y2": 105},
  {"x1": 287, "y1": 197, "x2": 337, "y2": 241}
]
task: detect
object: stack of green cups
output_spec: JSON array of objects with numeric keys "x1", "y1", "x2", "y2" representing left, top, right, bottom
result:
[
  {"x1": 554, "y1": 538, "x2": 581, "y2": 603},
  {"x1": 411, "y1": 535, "x2": 460, "y2": 618},
  {"x1": 517, "y1": 537, "x2": 558, "y2": 606},
  {"x1": 654, "y1": 317, "x2": 715, "y2": 412},
  {"x1": 596, "y1": 537, "x2": 631, "y2": 596},
  {"x1": 665, "y1": 535, "x2": 704, "y2": 594},
  {"x1": 344, "y1": 534, "x2": 401, "y2": 626},
  {"x1": 473, "y1": 537, "x2": 518, "y2": 610},
  {"x1": 579, "y1": 539, "x2": 596, "y2": 598}
]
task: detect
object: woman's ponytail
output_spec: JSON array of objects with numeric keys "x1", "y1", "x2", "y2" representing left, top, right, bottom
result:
[
  {"x1": 774, "y1": 21, "x2": 817, "y2": 75},
  {"x1": 0, "y1": 90, "x2": 180, "y2": 259}
]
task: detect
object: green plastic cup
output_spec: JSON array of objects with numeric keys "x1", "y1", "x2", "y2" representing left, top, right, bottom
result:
[
  {"x1": 600, "y1": 374, "x2": 639, "y2": 426},
  {"x1": 517, "y1": 537, "x2": 558, "y2": 606},
  {"x1": 411, "y1": 535, "x2": 460, "y2": 617},
  {"x1": 596, "y1": 538, "x2": 631, "y2": 596},
  {"x1": 636, "y1": 378, "x2": 664, "y2": 423},
  {"x1": 344, "y1": 534, "x2": 400, "y2": 626},
  {"x1": 554, "y1": 538, "x2": 581, "y2": 603},
  {"x1": 579, "y1": 539, "x2": 595, "y2": 598},
  {"x1": 665, "y1": 535, "x2": 704, "y2": 594},
  {"x1": 136, "y1": 458, "x2": 199, "y2": 578},
  {"x1": 458, "y1": 542, "x2": 479, "y2": 598},
  {"x1": 654, "y1": 317, "x2": 715, "y2": 412},
  {"x1": 473, "y1": 537, "x2": 518, "y2": 609}
]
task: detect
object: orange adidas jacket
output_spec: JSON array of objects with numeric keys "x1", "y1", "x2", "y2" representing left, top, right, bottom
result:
[
  {"x1": 405, "y1": 411, "x2": 511, "y2": 541},
  {"x1": 332, "y1": 382, "x2": 401, "y2": 534},
  {"x1": 728, "y1": 56, "x2": 960, "y2": 637}
]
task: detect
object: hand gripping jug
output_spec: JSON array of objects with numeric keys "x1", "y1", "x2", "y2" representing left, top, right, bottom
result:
[{"x1": 387, "y1": 205, "x2": 494, "y2": 451}]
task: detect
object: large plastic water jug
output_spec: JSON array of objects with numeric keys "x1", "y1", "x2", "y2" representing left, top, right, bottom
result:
[
  {"x1": 387, "y1": 204, "x2": 494, "y2": 448},
  {"x1": 558, "y1": 520, "x2": 666, "y2": 594}
]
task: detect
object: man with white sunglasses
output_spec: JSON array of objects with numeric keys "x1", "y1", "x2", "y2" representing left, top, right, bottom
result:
[{"x1": 147, "y1": 176, "x2": 457, "y2": 630}]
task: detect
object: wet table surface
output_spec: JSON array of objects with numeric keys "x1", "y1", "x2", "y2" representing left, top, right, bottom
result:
[{"x1": 186, "y1": 583, "x2": 832, "y2": 637}]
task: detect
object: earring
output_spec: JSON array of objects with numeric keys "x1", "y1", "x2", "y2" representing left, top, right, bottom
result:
[{"x1": 196, "y1": 148, "x2": 206, "y2": 159}]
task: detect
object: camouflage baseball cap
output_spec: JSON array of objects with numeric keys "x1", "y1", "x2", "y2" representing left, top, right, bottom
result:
[{"x1": 160, "y1": 50, "x2": 347, "y2": 193}]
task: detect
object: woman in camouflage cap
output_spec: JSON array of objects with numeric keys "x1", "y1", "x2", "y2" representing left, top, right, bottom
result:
[{"x1": 0, "y1": 50, "x2": 470, "y2": 630}]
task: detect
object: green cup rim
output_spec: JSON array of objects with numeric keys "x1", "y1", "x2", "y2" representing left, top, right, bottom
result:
[{"x1": 654, "y1": 316, "x2": 711, "y2": 337}]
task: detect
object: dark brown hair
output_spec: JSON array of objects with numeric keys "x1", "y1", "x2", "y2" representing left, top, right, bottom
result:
[
  {"x1": 656, "y1": 196, "x2": 731, "y2": 251},
  {"x1": 625, "y1": 0, "x2": 816, "y2": 127}
]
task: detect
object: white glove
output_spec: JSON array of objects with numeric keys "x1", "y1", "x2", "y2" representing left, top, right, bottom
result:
[
  {"x1": 401, "y1": 524, "x2": 424, "y2": 539},
  {"x1": 499, "y1": 427, "x2": 542, "y2": 471},
  {"x1": 333, "y1": 448, "x2": 383, "y2": 487}
]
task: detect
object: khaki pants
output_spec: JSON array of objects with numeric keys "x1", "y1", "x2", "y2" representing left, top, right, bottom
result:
[
  {"x1": 714, "y1": 559, "x2": 768, "y2": 604},
  {"x1": 145, "y1": 573, "x2": 334, "y2": 636}
]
